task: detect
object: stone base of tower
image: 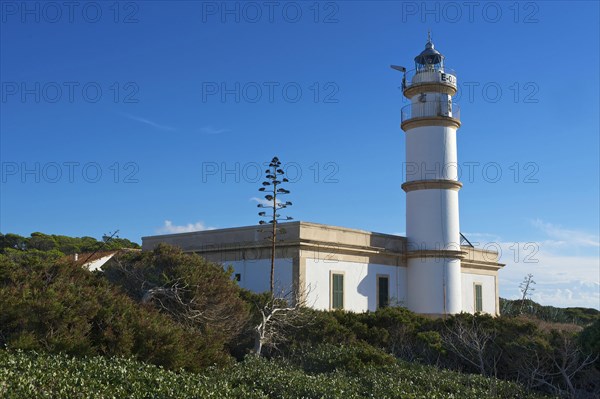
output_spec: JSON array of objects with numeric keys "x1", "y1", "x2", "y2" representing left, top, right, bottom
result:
[{"x1": 406, "y1": 254, "x2": 463, "y2": 315}]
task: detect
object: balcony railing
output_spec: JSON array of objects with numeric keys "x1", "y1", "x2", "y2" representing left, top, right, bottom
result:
[
  {"x1": 403, "y1": 67, "x2": 457, "y2": 92},
  {"x1": 401, "y1": 100, "x2": 460, "y2": 124}
]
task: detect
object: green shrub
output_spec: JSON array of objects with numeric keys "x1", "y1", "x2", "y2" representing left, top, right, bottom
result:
[
  {"x1": 292, "y1": 342, "x2": 397, "y2": 374},
  {"x1": 579, "y1": 318, "x2": 600, "y2": 363},
  {"x1": 416, "y1": 330, "x2": 445, "y2": 354},
  {"x1": 0, "y1": 250, "x2": 232, "y2": 371},
  {"x1": 0, "y1": 350, "x2": 554, "y2": 399},
  {"x1": 500, "y1": 298, "x2": 599, "y2": 326},
  {"x1": 0, "y1": 350, "x2": 258, "y2": 399},
  {"x1": 272, "y1": 308, "x2": 597, "y2": 396},
  {"x1": 103, "y1": 243, "x2": 249, "y2": 344}
]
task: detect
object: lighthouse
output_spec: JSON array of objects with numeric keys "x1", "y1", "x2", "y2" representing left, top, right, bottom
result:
[
  {"x1": 393, "y1": 34, "x2": 464, "y2": 316},
  {"x1": 144, "y1": 35, "x2": 505, "y2": 316}
]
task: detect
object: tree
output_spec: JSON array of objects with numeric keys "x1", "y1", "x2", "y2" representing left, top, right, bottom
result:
[
  {"x1": 517, "y1": 331, "x2": 598, "y2": 398},
  {"x1": 257, "y1": 156, "x2": 293, "y2": 294},
  {"x1": 0, "y1": 232, "x2": 140, "y2": 256},
  {"x1": 28, "y1": 232, "x2": 57, "y2": 252},
  {"x1": 441, "y1": 314, "x2": 501, "y2": 376},
  {"x1": 0, "y1": 233, "x2": 28, "y2": 252},
  {"x1": 103, "y1": 244, "x2": 249, "y2": 350},
  {"x1": 245, "y1": 286, "x2": 313, "y2": 357},
  {"x1": 519, "y1": 274, "x2": 536, "y2": 315}
]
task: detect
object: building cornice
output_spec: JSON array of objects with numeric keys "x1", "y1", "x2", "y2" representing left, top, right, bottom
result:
[
  {"x1": 403, "y1": 82, "x2": 457, "y2": 98},
  {"x1": 401, "y1": 116, "x2": 460, "y2": 131},
  {"x1": 406, "y1": 249, "x2": 467, "y2": 259},
  {"x1": 402, "y1": 179, "x2": 462, "y2": 192}
]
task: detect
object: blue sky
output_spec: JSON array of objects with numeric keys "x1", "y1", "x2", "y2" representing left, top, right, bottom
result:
[{"x1": 1, "y1": 1, "x2": 598, "y2": 308}]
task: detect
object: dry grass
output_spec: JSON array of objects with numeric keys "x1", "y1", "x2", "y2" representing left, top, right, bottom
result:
[{"x1": 514, "y1": 315, "x2": 584, "y2": 334}]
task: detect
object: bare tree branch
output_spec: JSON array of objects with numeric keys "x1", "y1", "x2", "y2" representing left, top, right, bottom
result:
[
  {"x1": 251, "y1": 284, "x2": 316, "y2": 356},
  {"x1": 441, "y1": 316, "x2": 500, "y2": 376}
]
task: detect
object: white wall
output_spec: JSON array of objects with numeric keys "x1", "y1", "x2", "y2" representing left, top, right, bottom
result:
[
  {"x1": 405, "y1": 126, "x2": 458, "y2": 182},
  {"x1": 406, "y1": 188, "x2": 460, "y2": 250},
  {"x1": 224, "y1": 258, "x2": 293, "y2": 294},
  {"x1": 461, "y1": 272, "x2": 497, "y2": 315},
  {"x1": 223, "y1": 257, "x2": 497, "y2": 316},
  {"x1": 407, "y1": 257, "x2": 462, "y2": 315},
  {"x1": 304, "y1": 258, "x2": 406, "y2": 312}
]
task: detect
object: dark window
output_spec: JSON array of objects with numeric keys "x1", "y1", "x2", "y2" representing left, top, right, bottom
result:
[
  {"x1": 474, "y1": 284, "x2": 483, "y2": 312},
  {"x1": 235, "y1": 273, "x2": 241, "y2": 282},
  {"x1": 332, "y1": 274, "x2": 344, "y2": 309},
  {"x1": 378, "y1": 276, "x2": 389, "y2": 308}
]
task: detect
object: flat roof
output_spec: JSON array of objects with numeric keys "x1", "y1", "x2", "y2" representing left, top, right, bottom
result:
[{"x1": 142, "y1": 221, "x2": 503, "y2": 268}]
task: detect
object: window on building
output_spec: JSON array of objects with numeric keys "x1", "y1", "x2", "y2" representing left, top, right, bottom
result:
[
  {"x1": 234, "y1": 273, "x2": 241, "y2": 282},
  {"x1": 474, "y1": 283, "x2": 483, "y2": 313},
  {"x1": 331, "y1": 273, "x2": 344, "y2": 309},
  {"x1": 377, "y1": 275, "x2": 389, "y2": 309}
]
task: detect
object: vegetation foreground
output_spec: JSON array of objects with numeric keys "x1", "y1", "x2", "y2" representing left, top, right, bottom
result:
[
  {"x1": 0, "y1": 232, "x2": 598, "y2": 398},
  {"x1": 0, "y1": 349, "x2": 552, "y2": 399}
]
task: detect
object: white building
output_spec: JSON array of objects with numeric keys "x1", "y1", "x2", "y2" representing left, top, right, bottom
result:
[
  {"x1": 142, "y1": 222, "x2": 502, "y2": 316},
  {"x1": 142, "y1": 37, "x2": 504, "y2": 316}
]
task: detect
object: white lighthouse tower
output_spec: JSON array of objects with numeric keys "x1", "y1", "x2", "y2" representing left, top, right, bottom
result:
[{"x1": 393, "y1": 34, "x2": 464, "y2": 316}]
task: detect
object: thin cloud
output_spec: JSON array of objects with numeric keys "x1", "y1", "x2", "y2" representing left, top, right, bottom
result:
[
  {"x1": 200, "y1": 126, "x2": 230, "y2": 135},
  {"x1": 123, "y1": 113, "x2": 175, "y2": 131},
  {"x1": 531, "y1": 219, "x2": 599, "y2": 248},
  {"x1": 156, "y1": 220, "x2": 215, "y2": 234},
  {"x1": 531, "y1": 286, "x2": 599, "y2": 310},
  {"x1": 487, "y1": 220, "x2": 600, "y2": 309}
]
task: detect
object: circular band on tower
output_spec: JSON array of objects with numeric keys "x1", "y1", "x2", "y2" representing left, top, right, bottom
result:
[
  {"x1": 401, "y1": 116, "x2": 461, "y2": 131},
  {"x1": 404, "y1": 82, "x2": 457, "y2": 98},
  {"x1": 401, "y1": 179, "x2": 462, "y2": 192},
  {"x1": 406, "y1": 249, "x2": 467, "y2": 259}
]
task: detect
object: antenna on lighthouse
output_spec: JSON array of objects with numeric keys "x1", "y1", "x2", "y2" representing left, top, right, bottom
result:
[{"x1": 390, "y1": 65, "x2": 407, "y2": 90}]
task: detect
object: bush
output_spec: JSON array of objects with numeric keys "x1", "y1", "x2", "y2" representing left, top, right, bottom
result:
[
  {"x1": 500, "y1": 298, "x2": 599, "y2": 326},
  {"x1": 0, "y1": 350, "x2": 554, "y2": 399},
  {"x1": 103, "y1": 244, "x2": 249, "y2": 355},
  {"x1": 0, "y1": 350, "x2": 257, "y2": 399},
  {"x1": 267, "y1": 307, "x2": 597, "y2": 397},
  {"x1": 292, "y1": 342, "x2": 397, "y2": 374},
  {"x1": 0, "y1": 249, "x2": 231, "y2": 371},
  {"x1": 579, "y1": 318, "x2": 600, "y2": 364}
]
